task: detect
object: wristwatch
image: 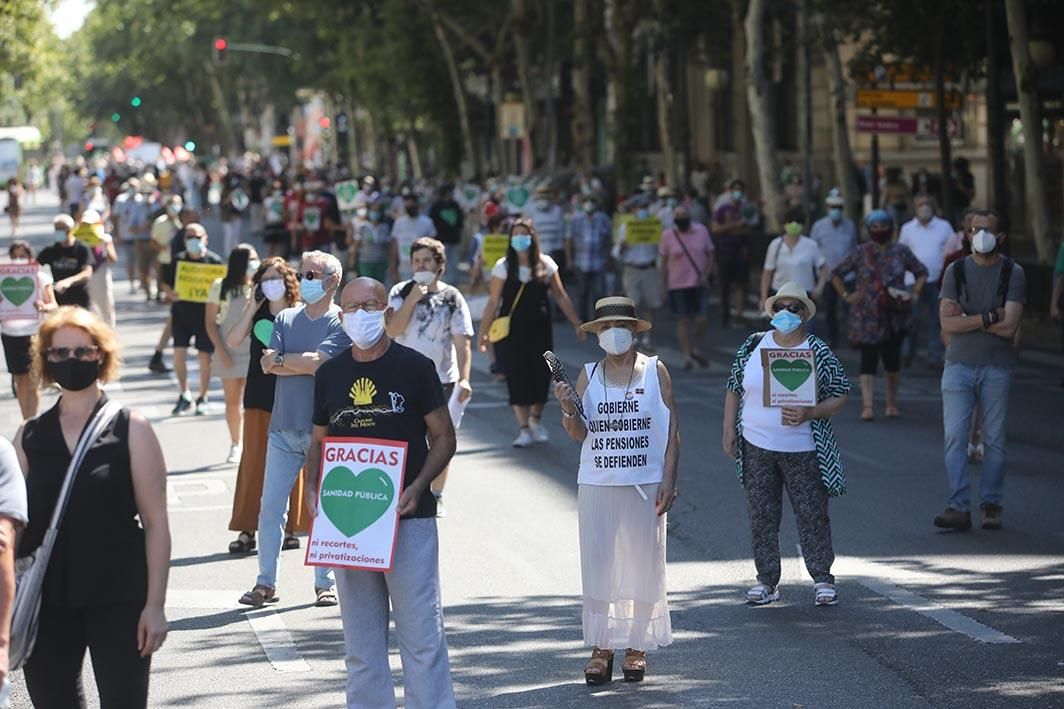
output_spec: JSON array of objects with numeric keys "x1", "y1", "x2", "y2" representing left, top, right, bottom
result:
[{"x1": 274, "y1": 353, "x2": 285, "y2": 368}]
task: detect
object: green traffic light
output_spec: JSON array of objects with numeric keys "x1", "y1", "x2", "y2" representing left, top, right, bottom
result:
[
  {"x1": 184, "y1": 141, "x2": 196, "y2": 151},
  {"x1": 111, "y1": 113, "x2": 121, "y2": 122},
  {"x1": 130, "y1": 96, "x2": 142, "y2": 107}
]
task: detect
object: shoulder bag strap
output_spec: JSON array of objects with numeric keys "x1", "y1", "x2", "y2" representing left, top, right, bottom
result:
[
  {"x1": 673, "y1": 229, "x2": 703, "y2": 279},
  {"x1": 505, "y1": 282, "x2": 526, "y2": 317},
  {"x1": 47, "y1": 400, "x2": 123, "y2": 532}
]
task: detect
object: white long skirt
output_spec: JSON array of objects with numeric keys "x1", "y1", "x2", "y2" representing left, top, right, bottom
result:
[{"x1": 578, "y1": 483, "x2": 672, "y2": 651}]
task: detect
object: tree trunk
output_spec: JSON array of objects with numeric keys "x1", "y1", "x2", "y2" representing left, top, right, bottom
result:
[
  {"x1": 1005, "y1": 0, "x2": 1053, "y2": 263},
  {"x1": 933, "y1": 20, "x2": 954, "y2": 223},
  {"x1": 796, "y1": 0, "x2": 813, "y2": 224},
  {"x1": 730, "y1": 0, "x2": 755, "y2": 194},
  {"x1": 512, "y1": 0, "x2": 538, "y2": 163},
  {"x1": 426, "y1": 1, "x2": 478, "y2": 177},
  {"x1": 204, "y1": 61, "x2": 238, "y2": 156},
  {"x1": 815, "y1": 12, "x2": 859, "y2": 222},
  {"x1": 653, "y1": 21, "x2": 678, "y2": 189},
  {"x1": 490, "y1": 62, "x2": 506, "y2": 173},
  {"x1": 571, "y1": 0, "x2": 594, "y2": 170},
  {"x1": 985, "y1": 0, "x2": 1009, "y2": 230},
  {"x1": 544, "y1": 0, "x2": 558, "y2": 169},
  {"x1": 343, "y1": 90, "x2": 360, "y2": 175},
  {"x1": 603, "y1": 0, "x2": 636, "y2": 193},
  {"x1": 744, "y1": 0, "x2": 783, "y2": 231}
]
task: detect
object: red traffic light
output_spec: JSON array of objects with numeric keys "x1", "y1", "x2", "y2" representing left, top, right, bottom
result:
[
  {"x1": 214, "y1": 37, "x2": 228, "y2": 51},
  {"x1": 318, "y1": 117, "x2": 331, "y2": 129}
]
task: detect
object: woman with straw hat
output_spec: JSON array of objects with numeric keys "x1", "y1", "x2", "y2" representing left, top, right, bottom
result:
[
  {"x1": 554, "y1": 296, "x2": 679, "y2": 686},
  {"x1": 722, "y1": 282, "x2": 850, "y2": 607}
]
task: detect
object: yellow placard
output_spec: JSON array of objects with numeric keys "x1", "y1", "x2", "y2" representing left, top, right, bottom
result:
[
  {"x1": 175, "y1": 261, "x2": 227, "y2": 303},
  {"x1": 480, "y1": 234, "x2": 509, "y2": 269},
  {"x1": 71, "y1": 222, "x2": 103, "y2": 247},
  {"x1": 625, "y1": 218, "x2": 662, "y2": 246}
]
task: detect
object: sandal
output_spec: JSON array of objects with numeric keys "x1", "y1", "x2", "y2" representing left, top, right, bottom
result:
[
  {"x1": 238, "y1": 584, "x2": 278, "y2": 607},
  {"x1": 622, "y1": 648, "x2": 647, "y2": 682},
  {"x1": 584, "y1": 647, "x2": 614, "y2": 686},
  {"x1": 690, "y1": 352, "x2": 709, "y2": 369},
  {"x1": 282, "y1": 535, "x2": 301, "y2": 551},
  {"x1": 228, "y1": 532, "x2": 256, "y2": 554},
  {"x1": 885, "y1": 406, "x2": 900, "y2": 418},
  {"x1": 814, "y1": 582, "x2": 838, "y2": 607},
  {"x1": 746, "y1": 584, "x2": 780, "y2": 605},
  {"x1": 314, "y1": 587, "x2": 339, "y2": 607},
  {"x1": 861, "y1": 407, "x2": 875, "y2": 422}
]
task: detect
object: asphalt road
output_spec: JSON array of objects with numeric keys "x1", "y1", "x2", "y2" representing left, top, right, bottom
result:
[{"x1": 3, "y1": 193, "x2": 1063, "y2": 708}]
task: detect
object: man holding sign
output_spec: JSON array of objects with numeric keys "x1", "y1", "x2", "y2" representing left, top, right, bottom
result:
[
  {"x1": 308, "y1": 277, "x2": 457, "y2": 709},
  {"x1": 160, "y1": 224, "x2": 224, "y2": 416}
]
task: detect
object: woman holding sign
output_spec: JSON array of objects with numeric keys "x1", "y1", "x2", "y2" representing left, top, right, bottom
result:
[
  {"x1": 1, "y1": 240, "x2": 57, "y2": 419},
  {"x1": 554, "y1": 296, "x2": 679, "y2": 685},
  {"x1": 723, "y1": 282, "x2": 850, "y2": 608}
]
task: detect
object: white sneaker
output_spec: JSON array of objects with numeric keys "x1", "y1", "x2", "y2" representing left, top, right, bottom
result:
[
  {"x1": 227, "y1": 444, "x2": 242, "y2": 464},
  {"x1": 512, "y1": 429, "x2": 534, "y2": 448},
  {"x1": 967, "y1": 442, "x2": 984, "y2": 463},
  {"x1": 529, "y1": 419, "x2": 549, "y2": 443}
]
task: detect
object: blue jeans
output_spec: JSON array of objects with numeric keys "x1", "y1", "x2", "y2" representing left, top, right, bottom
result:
[
  {"x1": 257, "y1": 429, "x2": 333, "y2": 590},
  {"x1": 941, "y1": 363, "x2": 1013, "y2": 512},
  {"x1": 903, "y1": 282, "x2": 943, "y2": 365},
  {"x1": 576, "y1": 270, "x2": 607, "y2": 322}
]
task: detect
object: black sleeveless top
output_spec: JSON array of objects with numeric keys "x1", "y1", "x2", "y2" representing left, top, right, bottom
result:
[{"x1": 18, "y1": 395, "x2": 148, "y2": 608}]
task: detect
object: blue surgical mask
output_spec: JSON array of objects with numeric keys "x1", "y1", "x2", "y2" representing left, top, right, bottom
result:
[
  {"x1": 637, "y1": 209, "x2": 650, "y2": 220},
  {"x1": 186, "y1": 238, "x2": 204, "y2": 255},
  {"x1": 368, "y1": 209, "x2": 380, "y2": 222},
  {"x1": 300, "y1": 277, "x2": 327, "y2": 304},
  {"x1": 511, "y1": 235, "x2": 532, "y2": 252},
  {"x1": 732, "y1": 190, "x2": 743, "y2": 202},
  {"x1": 829, "y1": 207, "x2": 843, "y2": 222},
  {"x1": 770, "y1": 310, "x2": 803, "y2": 334}
]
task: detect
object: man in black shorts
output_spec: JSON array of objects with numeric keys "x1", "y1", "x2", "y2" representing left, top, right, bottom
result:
[{"x1": 160, "y1": 223, "x2": 223, "y2": 415}]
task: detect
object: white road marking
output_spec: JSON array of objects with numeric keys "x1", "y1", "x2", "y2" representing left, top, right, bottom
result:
[
  {"x1": 167, "y1": 503, "x2": 234, "y2": 513},
  {"x1": 839, "y1": 557, "x2": 1021, "y2": 644},
  {"x1": 167, "y1": 478, "x2": 228, "y2": 506},
  {"x1": 165, "y1": 590, "x2": 312, "y2": 672}
]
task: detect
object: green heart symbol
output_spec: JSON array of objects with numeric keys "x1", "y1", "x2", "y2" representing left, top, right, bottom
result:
[
  {"x1": 0, "y1": 276, "x2": 35, "y2": 307},
  {"x1": 320, "y1": 466, "x2": 395, "y2": 538},
  {"x1": 770, "y1": 359, "x2": 813, "y2": 392},
  {"x1": 507, "y1": 186, "x2": 530, "y2": 208},
  {"x1": 253, "y1": 319, "x2": 274, "y2": 347},
  {"x1": 440, "y1": 207, "x2": 459, "y2": 227},
  {"x1": 337, "y1": 182, "x2": 357, "y2": 204}
]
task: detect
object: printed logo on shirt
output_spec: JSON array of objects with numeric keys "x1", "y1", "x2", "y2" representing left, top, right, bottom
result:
[
  {"x1": 350, "y1": 378, "x2": 377, "y2": 405},
  {"x1": 331, "y1": 378, "x2": 407, "y2": 429}
]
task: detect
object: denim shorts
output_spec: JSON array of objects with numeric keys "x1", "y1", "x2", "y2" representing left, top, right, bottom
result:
[{"x1": 667, "y1": 286, "x2": 706, "y2": 318}]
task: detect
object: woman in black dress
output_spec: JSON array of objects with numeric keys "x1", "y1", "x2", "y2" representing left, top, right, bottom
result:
[
  {"x1": 14, "y1": 307, "x2": 170, "y2": 708},
  {"x1": 478, "y1": 218, "x2": 585, "y2": 447}
]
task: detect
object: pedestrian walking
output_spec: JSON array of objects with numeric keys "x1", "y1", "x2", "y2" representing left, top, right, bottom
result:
[
  {"x1": 567, "y1": 193, "x2": 613, "y2": 322},
  {"x1": 239, "y1": 250, "x2": 349, "y2": 608},
  {"x1": 63, "y1": 167, "x2": 85, "y2": 219},
  {"x1": 659, "y1": 205, "x2": 714, "y2": 369},
  {"x1": 830, "y1": 210, "x2": 928, "y2": 421},
  {"x1": 262, "y1": 181, "x2": 289, "y2": 259},
  {"x1": 389, "y1": 191, "x2": 437, "y2": 283},
  {"x1": 723, "y1": 283, "x2": 850, "y2": 607},
  {"x1": 554, "y1": 296, "x2": 678, "y2": 685},
  {"x1": 4, "y1": 178, "x2": 22, "y2": 239},
  {"x1": 712, "y1": 179, "x2": 757, "y2": 328},
  {"x1": 1, "y1": 241, "x2": 58, "y2": 420},
  {"x1": 935, "y1": 210, "x2": 1025, "y2": 531},
  {"x1": 477, "y1": 219, "x2": 585, "y2": 447},
  {"x1": 526, "y1": 185, "x2": 568, "y2": 274},
  {"x1": 224, "y1": 257, "x2": 309, "y2": 555},
  {"x1": 161, "y1": 223, "x2": 223, "y2": 416},
  {"x1": 0, "y1": 435, "x2": 27, "y2": 705},
  {"x1": 14, "y1": 307, "x2": 170, "y2": 708},
  {"x1": 221, "y1": 173, "x2": 248, "y2": 254},
  {"x1": 809, "y1": 189, "x2": 857, "y2": 347},
  {"x1": 81, "y1": 210, "x2": 118, "y2": 329},
  {"x1": 205, "y1": 244, "x2": 260, "y2": 463},
  {"x1": 307, "y1": 276, "x2": 458, "y2": 709},
  {"x1": 386, "y1": 238, "x2": 474, "y2": 514},
  {"x1": 760, "y1": 206, "x2": 828, "y2": 315},
  {"x1": 37, "y1": 214, "x2": 93, "y2": 309},
  {"x1": 615, "y1": 195, "x2": 663, "y2": 352},
  {"x1": 428, "y1": 185, "x2": 465, "y2": 284},
  {"x1": 899, "y1": 193, "x2": 954, "y2": 369},
  {"x1": 350, "y1": 197, "x2": 392, "y2": 284}
]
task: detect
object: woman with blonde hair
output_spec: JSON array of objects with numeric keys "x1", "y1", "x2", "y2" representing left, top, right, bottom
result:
[{"x1": 14, "y1": 307, "x2": 170, "y2": 707}]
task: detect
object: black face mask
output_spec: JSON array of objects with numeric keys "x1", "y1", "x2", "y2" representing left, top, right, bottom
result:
[
  {"x1": 675, "y1": 217, "x2": 691, "y2": 231},
  {"x1": 405, "y1": 206, "x2": 418, "y2": 217},
  {"x1": 48, "y1": 358, "x2": 100, "y2": 391}
]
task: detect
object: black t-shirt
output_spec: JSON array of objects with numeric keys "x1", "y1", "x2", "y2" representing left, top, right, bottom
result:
[
  {"x1": 312, "y1": 342, "x2": 446, "y2": 519},
  {"x1": 244, "y1": 301, "x2": 278, "y2": 411},
  {"x1": 38, "y1": 240, "x2": 92, "y2": 308},
  {"x1": 169, "y1": 249, "x2": 224, "y2": 322},
  {"x1": 429, "y1": 200, "x2": 463, "y2": 245}
]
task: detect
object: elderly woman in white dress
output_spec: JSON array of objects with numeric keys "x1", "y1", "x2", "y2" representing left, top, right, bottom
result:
[{"x1": 554, "y1": 296, "x2": 679, "y2": 685}]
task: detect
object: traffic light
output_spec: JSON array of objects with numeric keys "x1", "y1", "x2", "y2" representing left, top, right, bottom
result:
[
  {"x1": 318, "y1": 117, "x2": 331, "y2": 129},
  {"x1": 213, "y1": 37, "x2": 229, "y2": 66},
  {"x1": 184, "y1": 141, "x2": 196, "y2": 152},
  {"x1": 130, "y1": 96, "x2": 142, "y2": 107},
  {"x1": 111, "y1": 112, "x2": 121, "y2": 123}
]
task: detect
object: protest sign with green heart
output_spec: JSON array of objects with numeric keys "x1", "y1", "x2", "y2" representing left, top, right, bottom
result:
[
  {"x1": 320, "y1": 466, "x2": 395, "y2": 538},
  {"x1": 335, "y1": 180, "x2": 359, "y2": 210},
  {"x1": 506, "y1": 186, "x2": 530, "y2": 209},
  {"x1": 1, "y1": 276, "x2": 35, "y2": 307},
  {"x1": 770, "y1": 358, "x2": 813, "y2": 392}
]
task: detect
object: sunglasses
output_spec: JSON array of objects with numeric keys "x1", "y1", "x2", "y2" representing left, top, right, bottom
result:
[
  {"x1": 46, "y1": 345, "x2": 100, "y2": 362},
  {"x1": 771, "y1": 302, "x2": 806, "y2": 314}
]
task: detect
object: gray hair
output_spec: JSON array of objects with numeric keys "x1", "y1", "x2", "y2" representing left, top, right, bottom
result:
[{"x1": 302, "y1": 250, "x2": 343, "y2": 279}]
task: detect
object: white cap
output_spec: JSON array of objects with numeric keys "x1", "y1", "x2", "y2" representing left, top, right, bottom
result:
[{"x1": 81, "y1": 209, "x2": 102, "y2": 225}]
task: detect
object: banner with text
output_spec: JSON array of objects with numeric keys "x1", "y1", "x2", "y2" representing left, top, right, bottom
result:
[
  {"x1": 761, "y1": 348, "x2": 817, "y2": 407},
  {"x1": 174, "y1": 261, "x2": 227, "y2": 303},
  {"x1": 480, "y1": 234, "x2": 509, "y2": 270},
  {"x1": 0, "y1": 263, "x2": 41, "y2": 321},
  {"x1": 626, "y1": 218, "x2": 663, "y2": 245},
  {"x1": 305, "y1": 437, "x2": 408, "y2": 572}
]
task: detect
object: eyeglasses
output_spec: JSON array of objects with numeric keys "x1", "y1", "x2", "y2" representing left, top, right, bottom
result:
[
  {"x1": 771, "y1": 302, "x2": 806, "y2": 314},
  {"x1": 46, "y1": 345, "x2": 100, "y2": 362},
  {"x1": 298, "y1": 270, "x2": 333, "y2": 281},
  {"x1": 342, "y1": 300, "x2": 384, "y2": 313}
]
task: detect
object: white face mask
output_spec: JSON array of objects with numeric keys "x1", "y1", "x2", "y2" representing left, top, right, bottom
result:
[
  {"x1": 260, "y1": 279, "x2": 286, "y2": 302},
  {"x1": 344, "y1": 309, "x2": 386, "y2": 350},
  {"x1": 597, "y1": 327, "x2": 634, "y2": 356},
  {"x1": 917, "y1": 204, "x2": 933, "y2": 222},
  {"x1": 412, "y1": 270, "x2": 436, "y2": 286},
  {"x1": 971, "y1": 229, "x2": 997, "y2": 254}
]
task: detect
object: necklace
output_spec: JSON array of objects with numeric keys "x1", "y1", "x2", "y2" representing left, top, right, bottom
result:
[{"x1": 600, "y1": 353, "x2": 639, "y2": 432}]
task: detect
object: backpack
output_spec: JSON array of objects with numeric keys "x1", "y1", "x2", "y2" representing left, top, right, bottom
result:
[{"x1": 952, "y1": 255, "x2": 1013, "y2": 308}]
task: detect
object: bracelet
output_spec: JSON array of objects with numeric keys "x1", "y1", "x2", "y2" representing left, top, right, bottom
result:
[
  {"x1": 561, "y1": 409, "x2": 576, "y2": 419},
  {"x1": 981, "y1": 312, "x2": 991, "y2": 328}
]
